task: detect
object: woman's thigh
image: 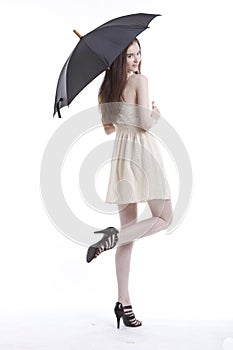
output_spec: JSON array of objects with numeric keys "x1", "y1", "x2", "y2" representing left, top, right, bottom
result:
[{"x1": 117, "y1": 203, "x2": 138, "y2": 228}]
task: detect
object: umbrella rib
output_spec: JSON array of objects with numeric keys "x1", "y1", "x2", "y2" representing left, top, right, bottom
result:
[
  {"x1": 82, "y1": 25, "x2": 149, "y2": 68},
  {"x1": 86, "y1": 24, "x2": 149, "y2": 37},
  {"x1": 88, "y1": 24, "x2": 149, "y2": 60},
  {"x1": 82, "y1": 39, "x2": 109, "y2": 67}
]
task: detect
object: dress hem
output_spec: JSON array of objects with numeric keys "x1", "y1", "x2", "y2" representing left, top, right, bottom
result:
[{"x1": 104, "y1": 195, "x2": 171, "y2": 204}]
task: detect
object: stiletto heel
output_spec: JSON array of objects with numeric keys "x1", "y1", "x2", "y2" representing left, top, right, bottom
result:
[
  {"x1": 86, "y1": 226, "x2": 119, "y2": 263},
  {"x1": 114, "y1": 302, "x2": 142, "y2": 328},
  {"x1": 94, "y1": 226, "x2": 119, "y2": 235},
  {"x1": 116, "y1": 315, "x2": 121, "y2": 329}
]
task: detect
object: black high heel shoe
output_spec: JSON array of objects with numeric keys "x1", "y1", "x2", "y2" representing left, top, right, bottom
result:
[
  {"x1": 86, "y1": 226, "x2": 119, "y2": 263},
  {"x1": 114, "y1": 302, "x2": 142, "y2": 329}
]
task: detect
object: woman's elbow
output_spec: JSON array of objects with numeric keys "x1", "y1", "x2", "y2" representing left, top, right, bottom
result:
[
  {"x1": 105, "y1": 129, "x2": 115, "y2": 135},
  {"x1": 104, "y1": 125, "x2": 115, "y2": 134}
]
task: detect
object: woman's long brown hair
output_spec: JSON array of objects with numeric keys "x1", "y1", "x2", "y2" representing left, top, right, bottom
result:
[{"x1": 98, "y1": 38, "x2": 141, "y2": 123}]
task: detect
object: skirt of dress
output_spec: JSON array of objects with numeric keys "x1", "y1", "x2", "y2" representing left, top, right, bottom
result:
[{"x1": 104, "y1": 127, "x2": 171, "y2": 204}]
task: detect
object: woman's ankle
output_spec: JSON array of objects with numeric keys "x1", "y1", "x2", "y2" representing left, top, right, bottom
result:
[{"x1": 118, "y1": 298, "x2": 131, "y2": 306}]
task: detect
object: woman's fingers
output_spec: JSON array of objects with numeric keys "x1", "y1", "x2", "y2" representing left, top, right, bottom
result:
[
  {"x1": 151, "y1": 100, "x2": 160, "y2": 122},
  {"x1": 152, "y1": 101, "x2": 158, "y2": 110}
]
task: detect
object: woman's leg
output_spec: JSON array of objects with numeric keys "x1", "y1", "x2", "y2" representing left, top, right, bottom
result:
[
  {"x1": 117, "y1": 199, "x2": 173, "y2": 246},
  {"x1": 115, "y1": 203, "x2": 137, "y2": 305}
]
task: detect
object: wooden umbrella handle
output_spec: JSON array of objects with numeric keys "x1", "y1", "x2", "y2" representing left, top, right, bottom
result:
[{"x1": 73, "y1": 29, "x2": 83, "y2": 38}]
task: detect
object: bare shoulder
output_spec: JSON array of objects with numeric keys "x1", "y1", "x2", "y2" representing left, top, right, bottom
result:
[{"x1": 129, "y1": 74, "x2": 148, "y2": 87}]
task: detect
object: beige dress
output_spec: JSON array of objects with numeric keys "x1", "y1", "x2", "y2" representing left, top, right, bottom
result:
[{"x1": 104, "y1": 102, "x2": 171, "y2": 204}]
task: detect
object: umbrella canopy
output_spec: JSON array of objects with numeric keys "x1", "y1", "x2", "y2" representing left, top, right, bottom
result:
[{"x1": 53, "y1": 13, "x2": 161, "y2": 117}]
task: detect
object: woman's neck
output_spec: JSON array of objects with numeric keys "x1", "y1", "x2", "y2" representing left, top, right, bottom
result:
[{"x1": 127, "y1": 71, "x2": 134, "y2": 79}]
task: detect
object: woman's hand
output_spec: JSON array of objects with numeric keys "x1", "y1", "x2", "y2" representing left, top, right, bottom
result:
[{"x1": 151, "y1": 101, "x2": 161, "y2": 123}]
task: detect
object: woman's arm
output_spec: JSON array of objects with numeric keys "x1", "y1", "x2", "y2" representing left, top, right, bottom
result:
[
  {"x1": 101, "y1": 111, "x2": 116, "y2": 135},
  {"x1": 136, "y1": 75, "x2": 160, "y2": 131}
]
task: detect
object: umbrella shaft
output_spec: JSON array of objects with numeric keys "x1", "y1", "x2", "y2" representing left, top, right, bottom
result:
[{"x1": 73, "y1": 29, "x2": 82, "y2": 39}]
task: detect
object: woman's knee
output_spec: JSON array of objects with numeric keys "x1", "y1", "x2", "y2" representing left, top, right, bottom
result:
[
  {"x1": 163, "y1": 212, "x2": 173, "y2": 228},
  {"x1": 151, "y1": 199, "x2": 173, "y2": 228},
  {"x1": 149, "y1": 199, "x2": 173, "y2": 223},
  {"x1": 162, "y1": 203, "x2": 173, "y2": 228}
]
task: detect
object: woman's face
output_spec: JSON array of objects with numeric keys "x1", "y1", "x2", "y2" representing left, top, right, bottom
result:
[{"x1": 126, "y1": 41, "x2": 141, "y2": 74}]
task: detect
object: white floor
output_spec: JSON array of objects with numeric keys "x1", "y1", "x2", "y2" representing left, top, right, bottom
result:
[{"x1": 1, "y1": 309, "x2": 233, "y2": 350}]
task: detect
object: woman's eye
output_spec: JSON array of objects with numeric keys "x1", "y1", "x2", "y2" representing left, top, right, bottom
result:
[{"x1": 127, "y1": 53, "x2": 140, "y2": 59}]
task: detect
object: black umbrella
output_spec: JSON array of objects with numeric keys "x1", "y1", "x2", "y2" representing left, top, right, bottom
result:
[{"x1": 53, "y1": 13, "x2": 161, "y2": 118}]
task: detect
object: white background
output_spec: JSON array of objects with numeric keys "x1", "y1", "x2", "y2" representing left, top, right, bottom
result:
[{"x1": 0, "y1": 0, "x2": 233, "y2": 346}]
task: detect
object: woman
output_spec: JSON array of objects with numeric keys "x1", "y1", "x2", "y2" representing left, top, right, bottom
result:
[{"x1": 86, "y1": 38, "x2": 173, "y2": 329}]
